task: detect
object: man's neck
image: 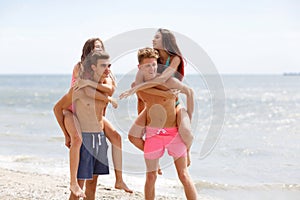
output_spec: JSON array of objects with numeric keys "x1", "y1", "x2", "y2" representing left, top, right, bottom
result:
[{"x1": 93, "y1": 74, "x2": 105, "y2": 84}]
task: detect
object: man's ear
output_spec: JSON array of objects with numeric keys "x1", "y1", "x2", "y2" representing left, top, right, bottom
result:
[
  {"x1": 137, "y1": 64, "x2": 141, "y2": 69},
  {"x1": 91, "y1": 64, "x2": 96, "y2": 71}
]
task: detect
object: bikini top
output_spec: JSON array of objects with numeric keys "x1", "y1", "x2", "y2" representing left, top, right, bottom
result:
[
  {"x1": 165, "y1": 56, "x2": 170, "y2": 66},
  {"x1": 157, "y1": 56, "x2": 173, "y2": 76}
]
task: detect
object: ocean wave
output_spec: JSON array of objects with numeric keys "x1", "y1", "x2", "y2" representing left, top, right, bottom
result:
[
  {"x1": 47, "y1": 136, "x2": 65, "y2": 142},
  {"x1": 194, "y1": 180, "x2": 300, "y2": 191},
  {"x1": 0, "y1": 155, "x2": 38, "y2": 163}
]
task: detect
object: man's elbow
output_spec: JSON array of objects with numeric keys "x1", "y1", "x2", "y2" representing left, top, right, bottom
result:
[{"x1": 108, "y1": 86, "x2": 115, "y2": 96}]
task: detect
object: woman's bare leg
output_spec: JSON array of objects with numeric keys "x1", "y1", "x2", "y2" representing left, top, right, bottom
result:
[
  {"x1": 176, "y1": 106, "x2": 194, "y2": 166},
  {"x1": 63, "y1": 110, "x2": 85, "y2": 198},
  {"x1": 103, "y1": 117, "x2": 133, "y2": 193}
]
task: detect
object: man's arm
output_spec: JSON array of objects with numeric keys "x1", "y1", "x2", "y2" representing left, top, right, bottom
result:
[
  {"x1": 83, "y1": 87, "x2": 118, "y2": 109},
  {"x1": 102, "y1": 73, "x2": 116, "y2": 96},
  {"x1": 165, "y1": 78, "x2": 194, "y2": 120}
]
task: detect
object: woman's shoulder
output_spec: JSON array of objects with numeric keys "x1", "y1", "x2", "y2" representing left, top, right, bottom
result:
[
  {"x1": 72, "y1": 62, "x2": 82, "y2": 75},
  {"x1": 170, "y1": 55, "x2": 181, "y2": 62}
]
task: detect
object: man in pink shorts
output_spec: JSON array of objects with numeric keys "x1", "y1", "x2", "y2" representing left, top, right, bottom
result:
[{"x1": 120, "y1": 47, "x2": 197, "y2": 200}]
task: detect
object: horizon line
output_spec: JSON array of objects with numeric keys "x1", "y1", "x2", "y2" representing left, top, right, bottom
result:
[{"x1": 0, "y1": 72, "x2": 292, "y2": 76}]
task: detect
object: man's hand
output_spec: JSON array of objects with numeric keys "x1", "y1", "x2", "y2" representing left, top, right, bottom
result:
[
  {"x1": 170, "y1": 89, "x2": 181, "y2": 96},
  {"x1": 119, "y1": 88, "x2": 135, "y2": 99},
  {"x1": 65, "y1": 135, "x2": 71, "y2": 149},
  {"x1": 73, "y1": 79, "x2": 91, "y2": 91},
  {"x1": 108, "y1": 97, "x2": 118, "y2": 109}
]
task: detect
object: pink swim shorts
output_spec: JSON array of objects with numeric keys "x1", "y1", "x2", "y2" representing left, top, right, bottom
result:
[{"x1": 144, "y1": 126, "x2": 187, "y2": 160}]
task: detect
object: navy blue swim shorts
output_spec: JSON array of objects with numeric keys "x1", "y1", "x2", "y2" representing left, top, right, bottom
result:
[{"x1": 77, "y1": 132, "x2": 109, "y2": 180}]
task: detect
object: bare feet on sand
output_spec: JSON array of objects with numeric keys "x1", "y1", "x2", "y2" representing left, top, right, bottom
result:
[
  {"x1": 115, "y1": 181, "x2": 133, "y2": 193},
  {"x1": 70, "y1": 183, "x2": 86, "y2": 198}
]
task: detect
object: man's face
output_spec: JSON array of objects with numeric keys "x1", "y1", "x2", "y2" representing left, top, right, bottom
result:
[
  {"x1": 93, "y1": 59, "x2": 111, "y2": 81},
  {"x1": 139, "y1": 58, "x2": 157, "y2": 81}
]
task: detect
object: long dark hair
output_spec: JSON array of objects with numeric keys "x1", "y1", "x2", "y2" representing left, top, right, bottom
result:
[
  {"x1": 157, "y1": 28, "x2": 184, "y2": 81},
  {"x1": 81, "y1": 38, "x2": 105, "y2": 63},
  {"x1": 79, "y1": 38, "x2": 105, "y2": 79}
]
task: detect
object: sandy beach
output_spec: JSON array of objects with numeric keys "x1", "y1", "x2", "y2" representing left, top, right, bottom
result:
[{"x1": 0, "y1": 168, "x2": 182, "y2": 200}]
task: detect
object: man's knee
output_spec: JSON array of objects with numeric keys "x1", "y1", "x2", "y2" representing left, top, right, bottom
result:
[
  {"x1": 85, "y1": 177, "x2": 98, "y2": 193},
  {"x1": 177, "y1": 170, "x2": 190, "y2": 185},
  {"x1": 146, "y1": 172, "x2": 157, "y2": 183}
]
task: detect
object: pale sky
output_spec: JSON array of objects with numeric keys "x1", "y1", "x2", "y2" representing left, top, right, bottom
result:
[{"x1": 0, "y1": 0, "x2": 299, "y2": 74}]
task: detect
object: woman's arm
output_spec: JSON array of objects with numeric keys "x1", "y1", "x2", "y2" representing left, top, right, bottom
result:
[
  {"x1": 75, "y1": 78, "x2": 114, "y2": 95},
  {"x1": 119, "y1": 56, "x2": 181, "y2": 99},
  {"x1": 153, "y1": 56, "x2": 181, "y2": 83},
  {"x1": 83, "y1": 87, "x2": 118, "y2": 109},
  {"x1": 119, "y1": 80, "x2": 161, "y2": 99},
  {"x1": 142, "y1": 88, "x2": 178, "y2": 98},
  {"x1": 165, "y1": 78, "x2": 194, "y2": 120},
  {"x1": 137, "y1": 56, "x2": 181, "y2": 87},
  {"x1": 74, "y1": 71, "x2": 116, "y2": 96}
]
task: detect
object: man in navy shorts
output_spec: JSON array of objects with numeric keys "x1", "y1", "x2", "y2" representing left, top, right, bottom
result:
[
  {"x1": 56, "y1": 50, "x2": 114, "y2": 200},
  {"x1": 72, "y1": 50, "x2": 113, "y2": 200}
]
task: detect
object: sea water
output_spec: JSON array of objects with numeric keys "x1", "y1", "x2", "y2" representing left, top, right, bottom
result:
[{"x1": 0, "y1": 74, "x2": 299, "y2": 199}]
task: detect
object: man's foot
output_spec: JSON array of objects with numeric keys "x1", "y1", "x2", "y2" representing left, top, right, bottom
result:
[
  {"x1": 115, "y1": 181, "x2": 133, "y2": 193},
  {"x1": 157, "y1": 163, "x2": 163, "y2": 175},
  {"x1": 70, "y1": 183, "x2": 86, "y2": 198},
  {"x1": 157, "y1": 168, "x2": 162, "y2": 175}
]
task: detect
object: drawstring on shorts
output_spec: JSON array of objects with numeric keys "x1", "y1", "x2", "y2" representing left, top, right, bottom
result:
[
  {"x1": 156, "y1": 128, "x2": 167, "y2": 135},
  {"x1": 91, "y1": 134, "x2": 102, "y2": 149}
]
